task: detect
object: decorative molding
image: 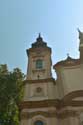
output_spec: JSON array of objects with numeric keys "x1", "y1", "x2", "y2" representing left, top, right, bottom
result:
[
  {"x1": 20, "y1": 110, "x2": 78, "y2": 120},
  {"x1": 23, "y1": 78, "x2": 56, "y2": 85},
  {"x1": 19, "y1": 99, "x2": 59, "y2": 109},
  {"x1": 53, "y1": 59, "x2": 80, "y2": 69},
  {"x1": 19, "y1": 100, "x2": 83, "y2": 110},
  {"x1": 57, "y1": 110, "x2": 78, "y2": 119},
  {"x1": 27, "y1": 47, "x2": 51, "y2": 56},
  {"x1": 32, "y1": 55, "x2": 45, "y2": 59},
  {"x1": 19, "y1": 90, "x2": 83, "y2": 110},
  {"x1": 63, "y1": 90, "x2": 83, "y2": 102},
  {"x1": 32, "y1": 69, "x2": 45, "y2": 73}
]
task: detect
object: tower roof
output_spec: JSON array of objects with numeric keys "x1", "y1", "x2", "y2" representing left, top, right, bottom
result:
[{"x1": 32, "y1": 33, "x2": 47, "y2": 48}]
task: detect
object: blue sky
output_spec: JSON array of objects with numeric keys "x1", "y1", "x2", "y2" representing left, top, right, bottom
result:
[{"x1": 0, "y1": 0, "x2": 83, "y2": 74}]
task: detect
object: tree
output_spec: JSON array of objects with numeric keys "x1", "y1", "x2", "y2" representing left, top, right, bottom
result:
[{"x1": 0, "y1": 64, "x2": 25, "y2": 125}]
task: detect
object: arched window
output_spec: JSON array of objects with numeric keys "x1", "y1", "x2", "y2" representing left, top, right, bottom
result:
[
  {"x1": 34, "y1": 120, "x2": 44, "y2": 125},
  {"x1": 36, "y1": 59, "x2": 43, "y2": 69}
]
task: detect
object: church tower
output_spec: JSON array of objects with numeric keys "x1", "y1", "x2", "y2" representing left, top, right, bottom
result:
[
  {"x1": 26, "y1": 33, "x2": 52, "y2": 81},
  {"x1": 20, "y1": 32, "x2": 83, "y2": 125},
  {"x1": 20, "y1": 34, "x2": 57, "y2": 125}
]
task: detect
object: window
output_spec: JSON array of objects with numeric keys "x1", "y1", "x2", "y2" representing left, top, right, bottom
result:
[
  {"x1": 36, "y1": 59, "x2": 43, "y2": 69},
  {"x1": 34, "y1": 120, "x2": 44, "y2": 125}
]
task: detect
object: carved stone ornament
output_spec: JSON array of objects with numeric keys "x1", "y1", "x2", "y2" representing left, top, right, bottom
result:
[{"x1": 36, "y1": 87, "x2": 42, "y2": 93}]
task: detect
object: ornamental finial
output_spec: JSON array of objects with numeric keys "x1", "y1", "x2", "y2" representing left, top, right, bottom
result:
[
  {"x1": 39, "y1": 33, "x2": 41, "y2": 38},
  {"x1": 67, "y1": 53, "x2": 69, "y2": 57},
  {"x1": 36, "y1": 33, "x2": 43, "y2": 42}
]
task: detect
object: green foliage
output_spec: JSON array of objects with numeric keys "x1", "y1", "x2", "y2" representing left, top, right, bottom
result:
[{"x1": 0, "y1": 64, "x2": 25, "y2": 125}]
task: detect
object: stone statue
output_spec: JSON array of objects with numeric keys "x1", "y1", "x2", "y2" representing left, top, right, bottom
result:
[{"x1": 77, "y1": 28, "x2": 83, "y2": 41}]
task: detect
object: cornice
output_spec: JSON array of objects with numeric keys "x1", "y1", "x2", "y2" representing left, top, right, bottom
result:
[
  {"x1": 19, "y1": 100, "x2": 83, "y2": 110},
  {"x1": 23, "y1": 78, "x2": 56, "y2": 85},
  {"x1": 19, "y1": 99, "x2": 59, "y2": 110},
  {"x1": 63, "y1": 90, "x2": 83, "y2": 102},
  {"x1": 20, "y1": 110, "x2": 78, "y2": 120},
  {"x1": 19, "y1": 90, "x2": 83, "y2": 110},
  {"x1": 53, "y1": 59, "x2": 80, "y2": 69},
  {"x1": 27, "y1": 47, "x2": 51, "y2": 56}
]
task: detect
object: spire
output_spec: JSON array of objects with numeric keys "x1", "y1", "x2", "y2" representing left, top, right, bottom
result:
[
  {"x1": 32, "y1": 33, "x2": 47, "y2": 48},
  {"x1": 39, "y1": 33, "x2": 41, "y2": 38},
  {"x1": 67, "y1": 53, "x2": 69, "y2": 58},
  {"x1": 36, "y1": 33, "x2": 43, "y2": 42}
]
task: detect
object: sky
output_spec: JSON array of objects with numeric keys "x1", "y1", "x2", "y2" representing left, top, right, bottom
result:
[{"x1": 0, "y1": 0, "x2": 83, "y2": 75}]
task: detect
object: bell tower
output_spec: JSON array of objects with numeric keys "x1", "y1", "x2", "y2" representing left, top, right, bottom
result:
[
  {"x1": 26, "y1": 33, "x2": 52, "y2": 80},
  {"x1": 20, "y1": 34, "x2": 57, "y2": 125}
]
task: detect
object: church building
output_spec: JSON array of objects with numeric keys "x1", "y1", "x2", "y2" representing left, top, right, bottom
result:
[{"x1": 20, "y1": 30, "x2": 83, "y2": 125}]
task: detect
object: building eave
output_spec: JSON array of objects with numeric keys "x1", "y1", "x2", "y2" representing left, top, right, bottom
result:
[{"x1": 53, "y1": 58, "x2": 80, "y2": 69}]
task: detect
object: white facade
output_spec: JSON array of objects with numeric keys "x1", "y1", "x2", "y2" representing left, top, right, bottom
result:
[{"x1": 20, "y1": 31, "x2": 83, "y2": 125}]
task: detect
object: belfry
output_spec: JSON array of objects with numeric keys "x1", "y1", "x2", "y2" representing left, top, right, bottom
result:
[{"x1": 20, "y1": 31, "x2": 83, "y2": 125}]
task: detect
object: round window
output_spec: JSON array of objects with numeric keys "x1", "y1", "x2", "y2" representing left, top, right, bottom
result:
[
  {"x1": 36, "y1": 87, "x2": 42, "y2": 93},
  {"x1": 34, "y1": 120, "x2": 44, "y2": 125}
]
